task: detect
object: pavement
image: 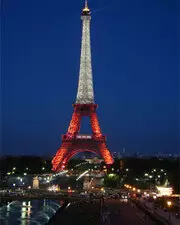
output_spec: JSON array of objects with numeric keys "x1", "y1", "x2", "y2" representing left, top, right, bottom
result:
[
  {"x1": 140, "y1": 199, "x2": 180, "y2": 225},
  {"x1": 104, "y1": 199, "x2": 156, "y2": 225},
  {"x1": 50, "y1": 198, "x2": 157, "y2": 225},
  {"x1": 50, "y1": 200, "x2": 100, "y2": 225}
]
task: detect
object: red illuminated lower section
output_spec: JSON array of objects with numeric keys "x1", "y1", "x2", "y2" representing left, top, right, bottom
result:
[{"x1": 52, "y1": 104, "x2": 114, "y2": 171}]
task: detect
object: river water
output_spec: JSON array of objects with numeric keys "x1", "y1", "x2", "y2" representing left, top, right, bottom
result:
[{"x1": 0, "y1": 199, "x2": 61, "y2": 225}]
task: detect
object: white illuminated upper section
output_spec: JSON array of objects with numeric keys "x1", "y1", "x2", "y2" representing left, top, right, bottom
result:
[{"x1": 76, "y1": 1, "x2": 94, "y2": 104}]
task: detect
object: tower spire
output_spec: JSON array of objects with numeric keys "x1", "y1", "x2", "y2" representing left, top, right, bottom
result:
[
  {"x1": 85, "y1": 0, "x2": 88, "y2": 10},
  {"x1": 76, "y1": 1, "x2": 94, "y2": 104}
]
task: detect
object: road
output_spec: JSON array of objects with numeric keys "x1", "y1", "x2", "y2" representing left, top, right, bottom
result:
[
  {"x1": 50, "y1": 198, "x2": 157, "y2": 225},
  {"x1": 104, "y1": 199, "x2": 157, "y2": 225}
]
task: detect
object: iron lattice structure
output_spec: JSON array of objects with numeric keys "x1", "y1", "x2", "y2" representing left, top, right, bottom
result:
[{"x1": 52, "y1": 1, "x2": 114, "y2": 171}]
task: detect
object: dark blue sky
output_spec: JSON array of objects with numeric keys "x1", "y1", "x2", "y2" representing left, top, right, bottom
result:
[{"x1": 2, "y1": 0, "x2": 179, "y2": 156}]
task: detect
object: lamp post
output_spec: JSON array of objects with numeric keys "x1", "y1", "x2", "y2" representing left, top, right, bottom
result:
[
  {"x1": 167, "y1": 201, "x2": 172, "y2": 221},
  {"x1": 149, "y1": 175, "x2": 152, "y2": 193}
]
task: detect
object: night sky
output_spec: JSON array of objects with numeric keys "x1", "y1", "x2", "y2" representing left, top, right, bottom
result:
[{"x1": 2, "y1": 0, "x2": 179, "y2": 156}]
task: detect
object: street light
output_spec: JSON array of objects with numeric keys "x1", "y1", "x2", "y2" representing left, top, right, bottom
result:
[
  {"x1": 167, "y1": 201, "x2": 172, "y2": 221},
  {"x1": 149, "y1": 175, "x2": 153, "y2": 192}
]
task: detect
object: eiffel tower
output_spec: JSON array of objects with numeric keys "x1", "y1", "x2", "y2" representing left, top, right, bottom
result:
[{"x1": 52, "y1": 1, "x2": 114, "y2": 171}]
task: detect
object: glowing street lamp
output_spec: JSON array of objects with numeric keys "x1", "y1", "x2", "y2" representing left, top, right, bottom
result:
[
  {"x1": 149, "y1": 175, "x2": 153, "y2": 192},
  {"x1": 167, "y1": 201, "x2": 172, "y2": 221},
  {"x1": 167, "y1": 201, "x2": 172, "y2": 207}
]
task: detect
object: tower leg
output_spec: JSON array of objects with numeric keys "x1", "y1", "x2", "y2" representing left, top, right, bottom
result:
[
  {"x1": 90, "y1": 112, "x2": 102, "y2": 138},
  {"x1": 52, "y1": 142, "x2": 71, "y2": 171},
  {"x1": 67, "y1": 112, "x2": 81, "y2": 137},
  {"x1": 99, "y1": 142, "x2": 114, "y2": 165}
]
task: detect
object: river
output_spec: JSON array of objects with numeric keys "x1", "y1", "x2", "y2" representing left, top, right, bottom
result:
[{"x1": 0, "y1": 199, "x2": 61, "y2": 225}]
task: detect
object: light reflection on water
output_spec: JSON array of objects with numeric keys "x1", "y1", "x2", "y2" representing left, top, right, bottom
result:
[{"x1": 0, "y1": 199, "x2": 61, "y2": 225}]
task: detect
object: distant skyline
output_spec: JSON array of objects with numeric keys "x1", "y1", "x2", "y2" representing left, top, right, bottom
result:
[{"x1": 2, "y1": 0, "x2": 179, "y2": 155}]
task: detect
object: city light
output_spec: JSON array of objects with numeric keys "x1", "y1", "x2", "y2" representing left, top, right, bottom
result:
[
  {"x1": 108, "y1": 173, "x2": 115, "y2": 177},
  {"x1": 48, "y1": 185, "x2": 60, "y2": 192},
  {"x1": 167, "y1": 201, "x2": 172, "y2": 207},
  {"x1": 156, "y1": 186, "x2": 173, "y2": 196},
  {"x1": 76, "y1": 170, "x2": 89, "y2": 181},
  {"x1": 101, "y1": 187, "x2": 105, "y2": 192}
]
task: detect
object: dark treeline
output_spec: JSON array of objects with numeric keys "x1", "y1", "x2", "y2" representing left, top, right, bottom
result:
[
  {"x1": 0, "y1": 155, "x2": 52, "y2": 175},
  {"x1": 112, "y1": 157, "x2": 180, "y2": 193}
]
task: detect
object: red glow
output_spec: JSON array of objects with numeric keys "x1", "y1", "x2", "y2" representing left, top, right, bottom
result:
[
  {"x1": 67, "y1": 112, "x2": 81, "y2": 137},
  {"x1": 90, "y1": 113, "x2": 102, "y2": 138},
  {"x1": 52, "y1": 104, "x2": 114, "y2": 171},
  {"x1": 100, "y1": 143, "x2": 114, "y2": 164}
]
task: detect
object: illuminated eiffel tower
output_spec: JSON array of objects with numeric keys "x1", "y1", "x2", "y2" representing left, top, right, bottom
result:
[{"x1": 52, "y1": 1, "x2": 114, "y2": 171}]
